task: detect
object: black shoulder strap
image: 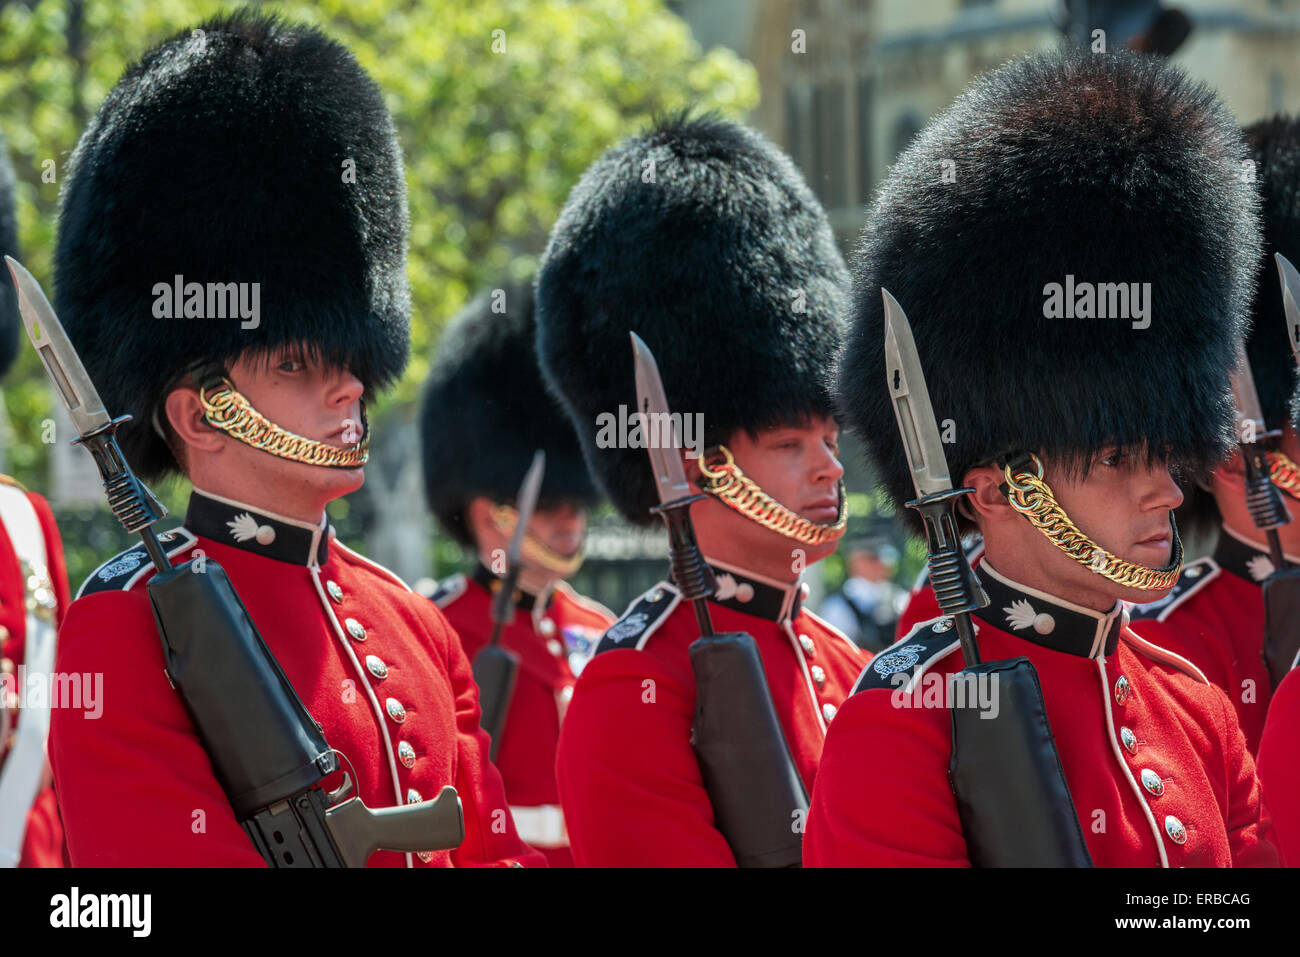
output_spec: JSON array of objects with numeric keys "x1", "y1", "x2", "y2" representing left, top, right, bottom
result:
[
  {"x1": 852, "y1": 618, "x2": 961, "y2": 694},
  {"x1": 427, "y1": 573, "x2": 468, "y2": 608},
  {"x1": 77, "y1": 529, "x2": 198, "y2": 598},
  {"x1": 592, "y1": 583, "x2": 680, "y2": 656},
  {"x1": 1126, "y1": 557, "x2": 1217, "y2": 622}
]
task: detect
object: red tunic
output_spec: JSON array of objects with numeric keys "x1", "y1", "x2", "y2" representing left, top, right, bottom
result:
[
  {"x1": 432, "y1": 566, "x2": 613, "y2": 866},
  {"x1": 1125, "y1": 527, "x2": 1282, "y2": 756},
  {"x1": 49, "y1": 489, "x2": 545, "y2": 867},
  {"x1": 805, "y1": 560, "x2": 1278, "y2": 867},
  {"x1": 1257, "y1": 666, "x2": 1300, "y2": 866},
  {"x1": 0, "y1": 483, "x2": 71, "y2": 868},
  {"x1": 899, "y1": 531, "x2": 1276, "y2": 756},
  {"x1": 556, "y1": 558, "x2": 870, "y2": 866}
]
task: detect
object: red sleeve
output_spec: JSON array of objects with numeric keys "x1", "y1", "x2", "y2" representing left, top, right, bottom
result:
[
  {"x1": 556, "y1": 649, "x2": 738, "y2": 866},
  {"x1": 804, "y1": 688, "x2": 969, "y2": 867},
  {"x1": 1256, "y1": 669, "x2": 1300, "y2": 867},
  {"x1": 49, "y1": 593, "x2": 267, "y2": 866},
  {"x1": 1209, "y1": 682, "x2": 1280, "y2": 867},
  {"x1": 26, "y1": 492, "x2": 70, "y2": 625},
  {"x1": 440, "y1": 617, "x2": 546, "y2": 868}
]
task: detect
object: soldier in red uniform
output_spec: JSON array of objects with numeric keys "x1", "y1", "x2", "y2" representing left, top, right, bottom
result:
[
  {"x1": 1257, "y1": 666, "x2": 1299, "y2": 865},
  {"x1": 45, "y1": 13, "x2": 542, "y2": 867},
  {"x1": 898, "y1": 117, "x2": 1300, "y2": 760},
  {"x1": 419, "y1": 280, "x2": 613, "y2": 865},
  {"x1": 536, "y1": 115, "x2": 868, "y2": 866},
  {"x1": 807, "y1": 48, "x2": 1277, "y2": 867},
  {"x1": 0, "y1": 136, "x2": 71, "y2": 868},
  {"x1": 1123, "y1": 115, "x2": 1300, "y2": 756}
]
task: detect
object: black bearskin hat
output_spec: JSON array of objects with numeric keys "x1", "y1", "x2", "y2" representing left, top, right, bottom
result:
[
  {"x1": 1244, "y1": 116, "x2": 1300, "y2": 430},
  {"x1": 536, "y1": 114, "x2": 849, "y2": 524},
  {"x1": 54, "y1": 12, "x2": 410, "y2": 478},
  {"x1": 1180, "y1": 115, "x2": 1300, "y2": 534},
  {"x1": 836, "y1": 48, "x2": 1261, "y2": 535},
  {"x1": 0, "y1": 133, "x2": 20, "y2": 379},
  {"x1": 421, "y1": 280, "x2": 599, "y2": 547}
]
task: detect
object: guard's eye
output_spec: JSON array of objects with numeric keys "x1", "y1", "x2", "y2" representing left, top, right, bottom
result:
[
  {"x1": 277, "y1": 357, "x2": 306, "y2": 373},
  {"x1": 1100, "y1": 450, "x2": 1125, "y2": 467}
]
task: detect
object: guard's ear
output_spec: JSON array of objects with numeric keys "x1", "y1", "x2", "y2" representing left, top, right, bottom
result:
[
  {"x1": 962, "y1": 463, "x2": 1019, "y2": 527},
  {"x1": 163, "y1": 385, "x2": 223, "y2": 458},
  {"x1": 465, "y1": 496, "x2": 500, "y2": 546},
  {"x1": 1213, "y1": 450, "x2": 1246, "y2": 490}
]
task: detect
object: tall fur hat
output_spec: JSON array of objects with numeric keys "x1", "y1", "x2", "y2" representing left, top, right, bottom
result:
[
  {"x1": 1180, "y1": 115, "x2": 1300, "y2": 534},
  {"x1": 421, "y1": 280, "x2": 599, "y2": 547},
  {"x1": 1244, "y1": 116, "x2": 1300, "y2": 430},
  {"x1": 0, "y1": 132, "x2": 20, "y2": 379},
  {"x1": 536, "y1": 114, "x2": 849, "y2": 524},
  {"x1": 54, "y1": 11, "x2": 410, "y2": 479},
  {"x1": 835, "y1": 48, "x2": 1261, "y2": 535}
]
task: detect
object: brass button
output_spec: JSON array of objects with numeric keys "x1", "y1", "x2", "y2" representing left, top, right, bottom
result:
[
  {"x1": 538, "y1": 618, "x2": 557, "y2": 637},
  {"x1": 799, "y1": 634, "x2": 816, "y2": 657},
  {"x1": 800, "y1": 582, "x2": 811, "y2": 599},
  {"x1": 546, "y1": 639, "x2": 564, "y2": 657},
  {"x1": 0, "y1": 625, "x2": 9, "y2": 641},
  {"x1": 1185, "y1": 566, "x2": 1202, "y2": 578},
  {"x1": 326, "y1": 580, "x2": 344, "y2": 603},
  {"x1": 406, "y1": 788, "x2": 422, "y2": 804},
  {"x1": 398, "y1": 741, "x2": 416, "y2": 768},
  {"x1": 648, "y1": 588, "x2": 664, "y2": 603},
  {"x1": 417, "y1": 851, "x2": 433, "y2": 863},
  {"x1": 822, "y1": 703, "x2": 837, "y2": 722},
  {"x1": 365, "y1": 655, "x2": 388, "y2": 679},
  {"x1": 345, "y1": 618, "x2": 367, "y2": 642},
  {"x1": 1164, "y1": 815, "x2": 1187, "y2": 845},
  {"x1": 811, "y1": 665, "x2": 826, "y2": 688},
  {"x1": 386, "y1": 698, "x2": 406, "y2": 723},
  {"x1": 1120, "y1": 726, "x2": 1137, "y2": 754},
  {"x1": 1114, "y1": 675, "x2": 1130, "y2": 705},
  {"x1": 0, "y1": 658, "x2": 12, "y2": 674},
  {"x1": 933, "y1": 617, "x2": 954, "y2": 633},
  {"x1": 1140, "y1": 768, "x2": 1164, "y2": 796}
]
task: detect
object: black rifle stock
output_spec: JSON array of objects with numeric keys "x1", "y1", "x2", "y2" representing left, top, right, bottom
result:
[
  {"x1": 653, "y1": 495, "x2": 808, "y2": 868},
  {"x1": 147, "y1": 559, "x2": 465, "y2": 866},
  {"x1": 913, "y1": 482, "x2": 1092, "y2": 868}
]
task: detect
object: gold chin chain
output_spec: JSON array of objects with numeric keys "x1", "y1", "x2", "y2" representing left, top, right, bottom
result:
[
  {"x1": 1002, "y1": 452, "x2": 1181, "y2": 592},
  {"x1": 1267, "y1": 451, "x2": 1300, "y2": 500},
  {"x1": 490, "y1": 504, "x2": 585, "y2": 577},
  {"x1": 199, "y1": 378, "x2": 370, "y2": 468},
  {"x1": 695, "y1": 445, "x2": 847, "y2": 547}
]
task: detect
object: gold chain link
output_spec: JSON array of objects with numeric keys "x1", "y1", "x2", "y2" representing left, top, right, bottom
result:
[
  {"x1": 1268, "y1": 450, "x2": 1300, "y2": 500},
  {"x1": 696, "y1": 445, "x2": 847, "y2": 547},
  {"x1": 490, "y1": 504, "x2": 585, "y2": 577},
  {"x1": 1002, "y1": 452, "x2": 1180, "y2": 591},
  {"x1": 199, "y1": 379, "x2": 369, "y2": 468}
]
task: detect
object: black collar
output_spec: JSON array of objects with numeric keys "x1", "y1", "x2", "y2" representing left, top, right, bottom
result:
[
  {"x1": 680, "y1": 557, "x2": 804, "y2": 622},
  {"x1": 185, "y1": 489, "x2": 331, "y2": 567},
  {"x1": 471, "y1": 563, "x2": 552, "y2": 613},
  {"x1": 971, "y1": 561, "x2": 1124, "y2": 658},
  {"x1": 1212, "y1": 525, "x2": 1299, "y2": 584}
]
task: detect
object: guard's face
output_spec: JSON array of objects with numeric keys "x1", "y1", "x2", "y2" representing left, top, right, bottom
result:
[
  {"x1": 528, "y1": 502, "x2": 586, "y2": 561},
  {"x1": 220, "y1": 345, "x2": 367, "y2": 495},
  {"x1": 1211, "y1": 422, "x2": 1300, "y2": 556},
  {"x1": 688, "y1": 415, "x2": 844, "y2": 571},
  {"x1": 1036, "y1": 450, "x2": 1183, "y2": 605}
]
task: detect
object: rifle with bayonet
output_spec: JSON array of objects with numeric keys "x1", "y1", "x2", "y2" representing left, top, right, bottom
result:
[
  {"x1": 883, "y1": 288, "x2": 1093, "y2": 867},
  {"x1": 630, "y1": 331, "x2": 808, "y2": 869},
  {"x1": 7, "y1": 256, "x2": 465, "y2": 867},
  {"x1": 472, "y1": 449, "x2": 544, "y2": 761},
  {"x1": 1264, "y1": 252, "x2": 1300, "y2": 687}
]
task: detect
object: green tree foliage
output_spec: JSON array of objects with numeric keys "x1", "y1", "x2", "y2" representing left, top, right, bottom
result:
[{"x1": 0, "y1": 0, "x2": 758, "y2": 587}]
